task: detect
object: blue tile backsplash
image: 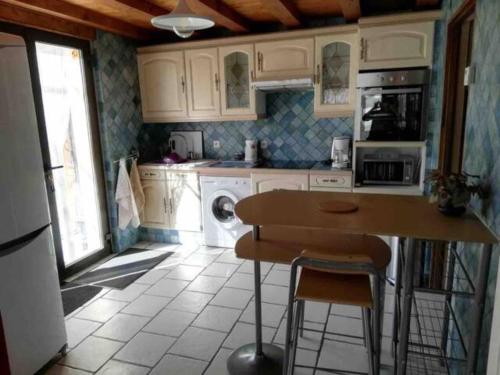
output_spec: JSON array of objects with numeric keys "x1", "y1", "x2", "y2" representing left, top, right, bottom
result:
[{"x1": 138, "y1": 91, "x2": 353, "y2": 162}]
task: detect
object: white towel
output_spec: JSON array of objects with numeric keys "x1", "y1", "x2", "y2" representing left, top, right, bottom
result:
[
  {"x1": 115, "y1": 158, "x2": 140, "y2": 230},
  {"x1": 130, "y1": 159, "x2": 145, "y2": 217}
]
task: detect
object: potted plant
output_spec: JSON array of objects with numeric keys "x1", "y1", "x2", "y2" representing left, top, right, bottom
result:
[{"x1": 426, "y1": 171, "x2": 487, "y2": 216}]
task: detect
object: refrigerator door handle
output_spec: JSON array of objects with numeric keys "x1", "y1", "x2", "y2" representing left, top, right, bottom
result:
[{"x1": 0, "y1": 225, "x2": 50, "y2": 256}]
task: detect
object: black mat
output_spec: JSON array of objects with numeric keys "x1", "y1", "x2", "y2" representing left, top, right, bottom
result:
[
  {"x1": 61, "y1": 283, "x2": 103, "y2": 316},
  {"x1": 71, "y1": 248, "x2": 174, "y2": 289}
]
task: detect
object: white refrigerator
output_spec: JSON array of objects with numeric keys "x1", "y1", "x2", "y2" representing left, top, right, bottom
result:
[{"x1": 0, "y1": 32, "x2": 67, "y2": 374}]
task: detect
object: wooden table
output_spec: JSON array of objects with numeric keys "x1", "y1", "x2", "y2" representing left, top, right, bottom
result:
[{"x1": 230, "y1": 190, "x2": 497, "y2": 375}]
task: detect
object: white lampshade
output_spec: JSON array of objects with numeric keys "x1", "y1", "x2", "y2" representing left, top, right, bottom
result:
[{"x1": 151, "y1": 0, "x2": 215, "y2": 38}]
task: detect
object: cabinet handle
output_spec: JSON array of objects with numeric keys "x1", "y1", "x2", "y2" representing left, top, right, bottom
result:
[
  {"x1": 181, "y1": 76, "x2": 185, "y2": 93},
  {"x1": 360, "y1": 38, "x2": 366, "y2": 61},
  {"x1": 316, "y1": 64, "x2": 321, "y2": 84},
  {"x1": 260, "y1": 52, "x2": 264, "y2": 71},
  {"x1": 163, "y1": 197, "x2": 167, "y2": 213},
  {"x1": 169, "y1": 198, "x2": 173, "y2": 214},
  {"x1": 257, "y1": 52, "x2": 262, "y2": 71},
  {"x1": 251, "y1": 70, "x2": 255, "y2": 81},
  {"x1": 215, "y1": 73, "x2": 219, "y2": 91}
]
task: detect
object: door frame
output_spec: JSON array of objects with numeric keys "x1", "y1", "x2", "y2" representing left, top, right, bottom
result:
[
  {"x1": 438, "y1": 0, "x2": 476, "y2": 174},
  {"x1": 0, "y1": 22, "x2": 111, "y2": 279}
]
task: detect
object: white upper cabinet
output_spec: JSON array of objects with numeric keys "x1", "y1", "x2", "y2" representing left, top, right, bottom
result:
[
  {"x1": 185, "y1": 48, "x2": 221, "y2": 119},
  {"x1": 218, "y1": 44, "x2": 255, "y2": 117},
  {"x1": 359, "y1": 21, "x2": 434, "y2": 70},
  {"x1": 254, "y1": 38, "x2": 314, "y2": 80},
  {"x1": 137, "y1": 51, "x2": 187, "y2": 122},
  {"x1": 314, "y1": 32, "x2": 359, "y2": 117}
]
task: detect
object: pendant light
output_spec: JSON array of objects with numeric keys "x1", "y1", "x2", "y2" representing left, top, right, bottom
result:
[{"x1": 151, "y1": 0, "x2": 215, "y2": 39}]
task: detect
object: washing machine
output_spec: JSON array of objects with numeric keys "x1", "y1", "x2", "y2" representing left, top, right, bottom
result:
[{"x1": 200, "y1": 176, "x2": 252, "y2": 248}]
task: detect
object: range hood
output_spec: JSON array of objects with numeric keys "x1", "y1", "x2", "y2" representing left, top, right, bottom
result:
[{"x1": 252, "y1": 77, "x2": 314, "y2": 91}]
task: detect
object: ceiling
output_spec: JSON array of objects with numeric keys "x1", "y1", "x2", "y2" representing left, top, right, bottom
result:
[{"x1": 0, "y1": 0, "x2": 441, "y2": 42}]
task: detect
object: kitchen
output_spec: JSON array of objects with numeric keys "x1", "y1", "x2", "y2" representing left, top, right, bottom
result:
[{"x1": 0, "y1": 0, "x2": 498, "y2": 375}]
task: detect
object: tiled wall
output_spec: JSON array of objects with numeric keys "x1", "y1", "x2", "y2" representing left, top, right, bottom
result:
[
  {"x1": 431, "y1": 0, "x2": 500, "y2": 373},
  {"x1": 138, "y1": 91, "x2": 353, "y2": 162},
  {"x1": 91, "y1": 31, "x2": 143, "y2": 252}
]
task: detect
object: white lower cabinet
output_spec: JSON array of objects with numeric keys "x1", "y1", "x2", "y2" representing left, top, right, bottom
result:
[
  {"x1": 251, "y1": 173, "x2": 309, "y2": 194},
  {"x1": 139, "y1": 167, "x2": 201, "y2": 232}
]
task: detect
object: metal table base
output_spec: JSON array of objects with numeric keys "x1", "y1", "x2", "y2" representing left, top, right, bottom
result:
[{"x1": 227, "y1": 226, "x2": 284, "y2": 375}]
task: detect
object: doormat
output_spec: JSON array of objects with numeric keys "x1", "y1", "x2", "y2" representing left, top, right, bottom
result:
[
  {"x1": 71, "y1": 248, "x2": 174, "y2": 289},
  {"x1": 61, "y1": 283, "x2": 103, "y2": 316}
]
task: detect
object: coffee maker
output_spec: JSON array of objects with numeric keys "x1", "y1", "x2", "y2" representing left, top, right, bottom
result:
[{"x1": 330, "y1": 136, "x2": 351, "y2": 168}]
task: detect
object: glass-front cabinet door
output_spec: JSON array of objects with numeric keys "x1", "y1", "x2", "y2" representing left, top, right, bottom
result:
[
  {"x1": 314, "y1": 32, "x2": 359, "y2": 117},
  {"x1": 219, "y1": 44, "x2": 255, "y2": 117}
]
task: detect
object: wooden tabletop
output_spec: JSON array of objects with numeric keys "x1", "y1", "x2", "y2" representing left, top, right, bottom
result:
[{"x1": 235, "y1": 190, "x2": 498, "y2": 244}]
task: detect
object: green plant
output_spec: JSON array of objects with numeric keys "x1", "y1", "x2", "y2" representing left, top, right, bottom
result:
[{"x1": 426, "y1": 171, "x2": 487, "y2": 207}]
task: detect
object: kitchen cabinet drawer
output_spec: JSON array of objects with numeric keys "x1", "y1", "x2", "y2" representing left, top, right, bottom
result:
[
  {"x1": 309, "y1": 172, "x2": 352, "y2": 189},
  {"x1": 139, "y1": 168, "x2": 165, "y2": 180},
  {"x1": 251, "y1": 173, "x2": 309, "y2": 194},
  {"x1": 254, "y1": 38, "x2": 314, "y2": 80}
]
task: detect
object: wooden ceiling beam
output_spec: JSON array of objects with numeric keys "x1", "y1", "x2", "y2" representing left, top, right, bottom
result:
[
  {"x1": 188, "y1": 0, "x2": 251, "y2": 32},
  {"x1": 263, "y1": 0, "x2": 302, "y2": 27},
  {"x1": 112, "y1": 0, "x2": 168, "y2": 17},
  {"x1": 0, "y1": 1, "x2": 96, "y2": 40},
  {"x1": 2, "y1": 0, "x2": 153, "y2": 39},
  {"x1": 338, "y1": 0, "x2": 361, "y2": 22}
]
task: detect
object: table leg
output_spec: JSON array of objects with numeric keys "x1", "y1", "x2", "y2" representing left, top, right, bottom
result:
[
  {"x1": 397, "y1": 237, "x2": 417, "y2": 375},
  {"x1": 466, "y1": 243, "x2": 493, "y2": 374},
  {"x1": 373, "y1": 269, "x2": 386, "y2": 373},
  {"x1": 440, "y1": 241, "x2": 456, "y2": 361},
  {"x1": 227, "y1": 226, "x2": 284, "y2": 375}
]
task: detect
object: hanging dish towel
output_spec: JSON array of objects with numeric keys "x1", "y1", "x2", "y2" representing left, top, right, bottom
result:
[
  {"x1": 130, "y1": 159, "x2": 145, "y2": 217},
  {"x1": 115, "y1": 158, "x2": 140, "y2": 230}
]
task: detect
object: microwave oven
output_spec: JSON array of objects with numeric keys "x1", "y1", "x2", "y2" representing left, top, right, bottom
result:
[{"x1": 360, "y1": 154, "x2": 415, "y2": 186}]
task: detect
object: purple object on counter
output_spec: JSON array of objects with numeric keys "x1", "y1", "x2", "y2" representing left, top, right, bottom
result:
[{"x1": 162, "y1": 152, "x2": 187, "y2": 164}]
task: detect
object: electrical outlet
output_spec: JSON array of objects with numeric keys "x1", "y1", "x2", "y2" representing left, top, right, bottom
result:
[
  {"x1": 261, "y1": 140, "x2": 268, "y2": 149},
  {"x1": 213, "y1": 140, "x2": 221, "y2": 149}
]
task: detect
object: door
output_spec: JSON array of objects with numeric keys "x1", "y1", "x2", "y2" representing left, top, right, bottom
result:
[
  {"x1": 167, "y1": 173, "x2": 201, "y2": 232},
  {"x1": 138, "y1": 51, "x2": 187, "y2": 122},
  {"x1": 185, "y1": 48, "x2": 221, "y2": 118},
  {"x1": 141, "y1": 179, "x2": 170, "y2": 228},
  {"x1": 255, "y1": 38, "x2": 314, "y2": 80},
  {"x1": 219, "y1": 44, "x2": 255, "y2": 117},
  {"x1": 487, "y1": 260, "x2": 500, "y2": 375},
  {"x1": 314, "y1": 32, "x2": 359, "y2": 117},
  {"x1": 32, "y1": 36, "x2": 110, "y2": 274},
  {"x1": 251, "y1": 173, "x2": 309, "y2": 194},
  {"x1": 359, "y1": 22, "x2": 434, "y2": 70}
]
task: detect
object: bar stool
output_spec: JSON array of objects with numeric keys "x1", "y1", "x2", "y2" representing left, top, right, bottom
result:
[{"x1": 283, "y1": 237, "x2": 391, "y2": 375}]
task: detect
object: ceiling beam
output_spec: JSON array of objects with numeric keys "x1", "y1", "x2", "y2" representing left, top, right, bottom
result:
[
  {"x1": 263, "y1": 0, "x2": 302, "y2": 27},
  {"x1": 2, "y1": 0, "x2": 153, "y2": 39},
  {"x1": 338, "y1": 0, "x2": 361, "y2": 22},
  {"x1": 0, "y1": 1, "x2": 96, "y2": 40},
  {"x1": 188, "y1": 0, "x2": 250, "y2": 32},
  {"x1": 112, "y1": 0, "x2": 168, "y2": 17}
]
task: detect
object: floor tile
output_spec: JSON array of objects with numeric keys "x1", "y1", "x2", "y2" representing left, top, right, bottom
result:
[
  {"x1": 202, "y1": 262, "x2": 239, "y2": 278},
  {"x1": 192, "y1": 305, "x2": 241, "y2": 332},
  {"x1": 166, "y1": 290, "x2": 213, "y2": 313},
  {"x1": 143, "y1": 308, "x2": 197, "y2": 337},
  {"x1": 263, "y1": 269, "x2": 290, "y2": 286},
  {"x1": 240, "y1": 301, "x2": 285, "y2": 328},
  {"x1": 261, "y1": 284, "x2": 289, "y2": 305},
  {"x1": 114, "y1": 332, "x2": 176, "y2": 367},
  {"x1": 59, "y1": 336, "x2": 122, "y2": 372},
  {"x1": 330, "y1": 304, "x2": 362, "y2": 319},
  {"x1": 131, "y1": 241, "x2": 152, "y2": 249},
  {"x1": 45, "y1": 365, "x2": 91, "y2": 375},
  {"x1": 237, "y1": 261, "x2": 272, "y2": 275},
  {"x1": 295, "y1": 348, "x2": 318, "y2": 367},
  {"x1": 225, "y1": 272, "x2": 256, "y2": 290},
  {"x1": 95, "y1": 360, "x2": 149, "y2": 375},
  {"x1": 65, "y1": 318, "x2": 101, "y2": 348},
  {"x1": 216, "y1": 249, "x2": 244, "y2": 264},
  {"x1": 104, "y1": 283, "x2": 150, "y2": 302},
  {"x1": 168, "y1": 327, "x2": 226, "y2": 361},
  {"x1": 134, "y1": 269, "x2": 169, "y2": 285},
  {"x1": 76, "y1": 298, "x2": 128, "y2": 323},
  {"x1": 150, "y1": 354, "x2": 207, "y2": 375},
  {"x1": 326, "y1": 314, "x2": 363, "y2": 337},
  {"x1": 121, "y1": 294, "x2": 171, "y2": 317},
  {"x1": 146, "y1": 243, "x2": 179, "y2": 252},
  {"x1": 93, "y1": 314, "x2": 150, "y2": 342},
  {"x1": 222, "y1": 322, "x2": 275, "y2": 349},
  {"x1": 274, "y1": 319, "x2": 323, "y2": 351},
  {"x1": 303, "y1": 302, "x2": 330, "y2": 323},
  {"x1": 187, "y1": 275, "x2": 227, "y2": 294},
  {"x1": 145, "y1": 278, "x2": 189, "y2": 298},
  {"x1": 164, "y1": 264, "x2": 204, "y2": 281},
  {"x1": 317, "y1": 339, "x2": 368, "y2": 373},
  {"x1": 210, "y1": 287, "x2": 253, "y2": 309},
  {"x1": 204, "y1": 348, "x2": 232, "y2": 375},
  {"x1": 182, "y1": 253, "x2": 218, "y2": 267}
]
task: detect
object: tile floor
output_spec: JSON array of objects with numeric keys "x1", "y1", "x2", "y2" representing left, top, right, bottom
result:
[{"x1": 46, "y1": 242, "x2": 396, "y2": 375}]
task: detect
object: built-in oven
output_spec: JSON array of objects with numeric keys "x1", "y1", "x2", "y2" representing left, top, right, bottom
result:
[
  {"x1": 355, "y1": 69, "x2": 430, "y2": 141},
  {"x1": 360, "y1": 153, "x2": 416, "y2": 186}
]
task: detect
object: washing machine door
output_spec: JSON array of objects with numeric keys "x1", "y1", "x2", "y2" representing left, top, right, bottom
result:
[{"x1": 207, "y1": 189, "x2": 241, "y2": 229}]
